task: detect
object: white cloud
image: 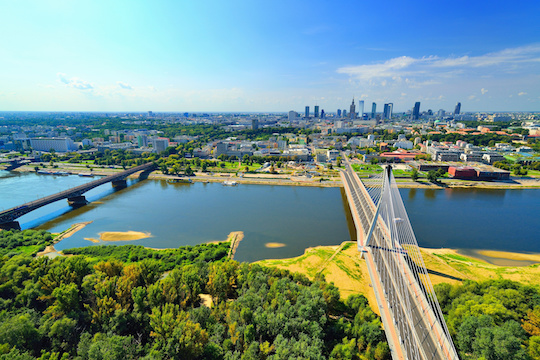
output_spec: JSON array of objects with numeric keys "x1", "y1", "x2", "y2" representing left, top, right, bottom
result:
[
  {"x1": 337, "y1": 56, "x2": 427, "y2": 80},
  {"x1": 117, "y1": 81, "x2": 133, "y2": 90},
  {"x1": 336, "y1": 44, "x2": 540, "y2": 89},
  {"x1": 468, "y1": 95, "x2": 476, "y2": 100},
  {"x1": 57, "y1": 73, "x2": 93, "y2": 90},
  {"x1": 518, "y1": 92, "x2": 527, "y2": 96},
  {"x1": 481, "y1": 88, "x2": 488, "y2": 95}
]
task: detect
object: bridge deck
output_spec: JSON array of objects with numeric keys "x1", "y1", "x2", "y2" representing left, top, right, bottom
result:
[
  {"x1": 0, "y1": 162, "x2": 155, "y2": 224},
  {"x1": 341, "y1": 164, "x2": 459, "y2": 360}
]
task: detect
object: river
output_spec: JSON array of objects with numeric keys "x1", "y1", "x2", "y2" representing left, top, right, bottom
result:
[{"x1": 1, "y1": 170, "x2": 539, "y2": 262}]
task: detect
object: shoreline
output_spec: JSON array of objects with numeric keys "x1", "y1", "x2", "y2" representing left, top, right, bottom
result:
[
  {"x1": 6, "y1": 164, "x2": 540, "y2": 189},
  {"x1": 37, "y1": 221, "x2": 93, "y2": 257}
]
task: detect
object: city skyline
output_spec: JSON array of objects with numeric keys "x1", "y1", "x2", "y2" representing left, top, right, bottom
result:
[{"x1": 0, "y1": 0, "x2": 539, "y2": 113}]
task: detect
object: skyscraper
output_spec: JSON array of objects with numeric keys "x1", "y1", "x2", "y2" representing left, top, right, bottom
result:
[
  {"x1": 305, "y1": 106, "x2": 310, "y2": 118},
  {"x1": 412, "y1": 102, "x2": 421, "y2": 120},
  {"x1": 358, "y1": 100, "x2": 364, "y2": 118},
  {"x1": 383, "y1": 103, "x2": 393, "y2": 120},
  {"x1": 349, "y1": 98, "x2": 356, "y2": 119},
  {"x1": 321, "y1": 109, "x2": 325, "y2": 119},
  {"x1": 314, "y1": 105, "x2": 319, "y2": 118},
  {"x1": 371, "y1": 102, "x2": 376, "y2": 119},
  {"x1": 454, "y1": 102, "x2": 461, "y2": 115},
  {"x1": 337, "y1": 109, "x2": 342, "y2": 117}
]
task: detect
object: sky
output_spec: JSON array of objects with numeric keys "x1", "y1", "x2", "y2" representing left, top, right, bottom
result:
[{"x1": 0, "y1": 0, "x2": 539, "y2": 113}]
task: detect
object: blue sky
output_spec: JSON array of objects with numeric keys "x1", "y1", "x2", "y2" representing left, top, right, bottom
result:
[{"x1": 0, "y1": 0, "x2": 539, "y2": 113}]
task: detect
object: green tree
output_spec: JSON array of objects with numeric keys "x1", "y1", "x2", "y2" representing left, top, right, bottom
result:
[
  {"x1": 411, "y1": 168, "x2": 419, "y2": 181},
  {"x1": 427, "y1": 170, "x2": 438, "y2": 182},
  {"x1": 529, "y1": 336, "x2": 540, "y2": 360},
  {"x1": 0, "y1": 314, "x2": 40, "y2": 354}
]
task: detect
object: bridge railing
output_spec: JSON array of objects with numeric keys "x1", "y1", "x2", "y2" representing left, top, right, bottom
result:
[{"x1": 0, "y1": 162, "x2": 155, "y2": 221}]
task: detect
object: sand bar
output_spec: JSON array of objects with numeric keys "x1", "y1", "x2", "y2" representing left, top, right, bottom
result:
[
  {"x1": 98, "y1": 231, "x2": 152, "y2": 242},
  {"x1": 265, "y1": 242, "x2": 286, "y2": 248}
]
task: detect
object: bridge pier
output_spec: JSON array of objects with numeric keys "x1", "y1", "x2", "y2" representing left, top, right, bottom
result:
[
  {"x1": 112, "y1": 179, "x2": 127, "y2": 188},
  {"x1": 67, "y1": 195, "x2": 88, "y2": 207},
  {"x1": 0, "y1": 221, "x2": 21, "y2": 230}
]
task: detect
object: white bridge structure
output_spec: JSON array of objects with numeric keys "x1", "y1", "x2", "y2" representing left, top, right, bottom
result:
[{"x1": 340, "y1": 162, "x2": 460, "y2": 360}]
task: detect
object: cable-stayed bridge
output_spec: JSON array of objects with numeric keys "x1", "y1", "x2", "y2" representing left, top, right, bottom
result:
[{"x1": 340, "y1": 161, "x2": 459, "y2": 360}]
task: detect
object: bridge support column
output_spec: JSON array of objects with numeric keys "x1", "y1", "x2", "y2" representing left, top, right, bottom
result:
[
  {"x1": 112, "y1": 179, "x2": 127, "y2": 188},
  {"x1": 67, "y1": 195, "x2": 88, "y2": 207},
  {"x1": 0, "y1": 221, "x2": 21, "y2": 230}
]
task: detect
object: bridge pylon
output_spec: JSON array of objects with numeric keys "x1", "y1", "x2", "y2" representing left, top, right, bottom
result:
[{"x1": 67, "y1": 195, "x2": 88, "y2": 207}]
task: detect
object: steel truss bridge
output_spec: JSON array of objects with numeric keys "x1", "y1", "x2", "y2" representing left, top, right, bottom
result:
[
  {"x1": 340, "y1": 161, "x2": 459, "y2": 360},
  {"x1": 0, "y1": 162, "x2": 156, "y2": 230}
]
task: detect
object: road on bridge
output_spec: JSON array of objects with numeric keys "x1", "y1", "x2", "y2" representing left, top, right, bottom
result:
[
  {"x1": 340, "y1": 158, "x2": 458, "y2": 360},
  {"x1": 0, "y1": 162, "x2": 156, "y2": 229}
]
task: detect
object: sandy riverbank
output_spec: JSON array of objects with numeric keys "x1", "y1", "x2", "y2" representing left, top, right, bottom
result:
[
  {"x1": 258, "y1": 242, "x2": 540, "y2": 313},
  {"x1": 10, "y1": 164, "x2": 540, "y2": 189},
  {"x1": 227, "y1": 231, "x2": 244, "y2": 259},
  {"x1": 37, "y1": 221, "x2": 93, "y2": 256}
]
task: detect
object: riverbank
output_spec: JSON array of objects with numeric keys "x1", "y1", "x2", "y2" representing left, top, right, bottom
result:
[
  {"x1": 10, "y1": 163, "x2": 540, "y2": 189},
  {"x1": 37, "y1": 221, "x2": 92, "y2": 257},
  {"x1": 257, "y1": 242, "x2": 540, "y2": 313}
]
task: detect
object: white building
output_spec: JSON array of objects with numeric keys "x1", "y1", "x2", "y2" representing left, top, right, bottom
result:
[
  {"x1": 152, "y1": 138, "x2": 169, "y2": 153},
  {"x1": 394, "y1": 140, "x2": 413, "y2": 150},
  {"x1": 327, "y1": 149, "x2": 339, "y2": 161},
  {"x1": 288, "y1": 111, "x2": 298, "y2": 121},
  {"x1": 30, "y1": 137, "x2": 77, "y2": 152}
]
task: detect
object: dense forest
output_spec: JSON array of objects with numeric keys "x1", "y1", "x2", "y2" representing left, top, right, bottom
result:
[
  {"x1": 435, "y1": 280, "x2": 540, "y2": 360},
  {"x1": 0, "y1": 230, "x2": 391, "y2": 360},
  {"x1": 3, "y1": 229, "x2": 540, "y2": 359}
]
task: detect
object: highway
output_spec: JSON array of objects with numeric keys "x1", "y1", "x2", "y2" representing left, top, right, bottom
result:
[{"x1": 340, "y1": 161, "x2": 459, "y2": 360}]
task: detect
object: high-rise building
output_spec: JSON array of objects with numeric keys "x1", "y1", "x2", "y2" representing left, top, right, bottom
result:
[
  {"x1": 383, "y1": 103, "x2": 393, "y2": 120},
  {"x1": 383, "y1": 104, "x2": 389, "y2": 120},
  {"x1": 152, "y1": 138, "x2": 169, "y2": 153},
  {"x1": 137, "y1": 135, "x2": 148, "y2": 147},
  {"x1": 454, "y1": 102, "x2": 461, "y2": 115},
  {"x1": 412, "y1": 102, "x2": 421, "y2": 120},
  {"x1": 343, "y1": 110, "x2": 347, "y2": 118},
  {"x1": 314, "y1": 105, "x2": 320, "y2": 118},
  {"x1": 321, "y1": 110, "x2": 325, "y2": 119},
  {"x1": 337, "y1": 109, "x2": 342, "y2": 117},
  {"x1": 288, "y1": 111, "x2": 297, "y2": 121},
  {"x1": 349, "y1": 98, "x2": 356, "y2": 119},
  {"x1": 252, "y1": 119, "x2": 259, "y2": 130},
  {"x1": 358, "y1": 100, "x2": 364, "y2": 118},
  {"x1": 305, "y1": 106, "x2": 310, "y2": 118},
  {"x1": 371, "y1": 103, "x2": 376, "y2": 119}
]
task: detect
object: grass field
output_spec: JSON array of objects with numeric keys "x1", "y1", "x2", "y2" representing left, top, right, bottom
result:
[{"x1": 257, "y1": 242, "x2": 540, "y2": 313}]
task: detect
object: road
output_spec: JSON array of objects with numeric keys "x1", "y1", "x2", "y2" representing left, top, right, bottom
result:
[{"x1": 340, "y1": 159, "x2": 458, "y2": 360}]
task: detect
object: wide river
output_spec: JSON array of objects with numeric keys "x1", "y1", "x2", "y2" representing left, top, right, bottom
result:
[{"x1": 1, "y1": 170, "x2": 539, "y2": 262}]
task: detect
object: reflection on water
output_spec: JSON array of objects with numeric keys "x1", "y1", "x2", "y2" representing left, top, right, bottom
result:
[
  {"x1": 423, "y1": 189, "x2": 437, "y2": 199},
  {"x1": 2, "y1": 171, "x2": 540, "y2": 262},
  {"x1": 26, "y1": 179, "x2": 353, "y2": 262},
  {"x1": 401, "y1": 188, "x2": 540, "y2": 253}
]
